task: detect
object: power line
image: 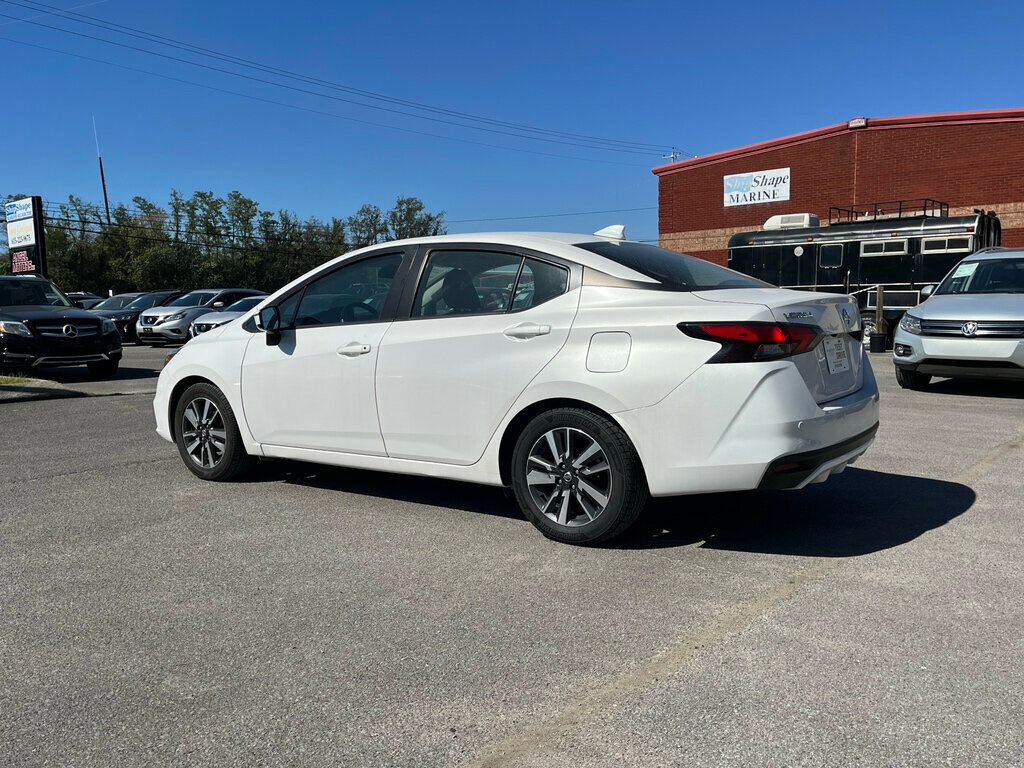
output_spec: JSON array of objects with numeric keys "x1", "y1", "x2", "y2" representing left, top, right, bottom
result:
[
  {"x1": 0, "y1": 35, "x2": 647, "y2": 169},
  {"x1": 11, "y1": 0, "x2": 674, "y2": 154},
  {"x1": 0, "y1": 5, "x2": 662, "y2": 157},
  {"x1": 448, "y1": 206, "x2": 656, "y2": 224}
]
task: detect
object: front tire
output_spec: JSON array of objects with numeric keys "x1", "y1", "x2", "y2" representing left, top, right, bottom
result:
[
  {"x1": 173, "y1": 383, "x2": 255, "y2": 481},
  {"x1": 895, "y1": 366, "x2": 931, "y2": 390},
  {"x1": 510, "y1": 408, "x2": 648, "y2": 545}
]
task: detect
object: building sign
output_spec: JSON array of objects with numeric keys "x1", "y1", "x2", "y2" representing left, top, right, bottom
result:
[
  {"x1": 724, "y1": 167, "x2": 791, "y2": 207},
  {"x1": 5, "y1": 196, "x2": 48, "y2": 276}
]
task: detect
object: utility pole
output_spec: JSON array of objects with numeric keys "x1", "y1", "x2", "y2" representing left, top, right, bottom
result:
[
  {"x1": 93, "y1": 116, "x2": 111, "y2": 225},
  {"x1": 662, "y1": 148, "x2": 682, "y2": 163}
]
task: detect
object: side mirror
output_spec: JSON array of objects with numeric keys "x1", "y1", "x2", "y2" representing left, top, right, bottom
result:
[
  {"x1": 256, "y1": 305, "x2": 282, "y2": 346},
  {"x1": 72, "y1": 300, "x2": 84, "y2": 308},
  {"x1": 212, "y1": 301, "x2": 225, "y2": 309},
  {"x1": 920, "y1": 284, "x2": 936, "y2": 300}
]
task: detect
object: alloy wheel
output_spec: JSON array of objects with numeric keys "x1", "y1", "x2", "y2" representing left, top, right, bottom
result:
[
  {"x1": 526, "y1": 427, "x2": 612, "y2": 527},
  {"x1": 181, "y1": 397, "x2": 227, "y2": 469}
]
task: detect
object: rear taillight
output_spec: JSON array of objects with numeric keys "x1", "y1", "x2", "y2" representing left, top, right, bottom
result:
[{"x1": 678, "y1": 322, "x2": 823, "y2": 363}]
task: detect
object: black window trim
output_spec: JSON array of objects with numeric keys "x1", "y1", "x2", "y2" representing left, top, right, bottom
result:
[
  {"x1": 261, "y1": 246, "x2": 417, "y2": 332},
  {"x1": 397, "y1": 243, "x2": 578, "y2": 321}
]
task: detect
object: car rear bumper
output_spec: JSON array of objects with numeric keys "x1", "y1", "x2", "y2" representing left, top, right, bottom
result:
[
  {"x1": 893, "y1": 328, "x2": 1024, "y2": 380},
  {"x1": 613, "y1": 358, "x2": 881, "y2": 497}
]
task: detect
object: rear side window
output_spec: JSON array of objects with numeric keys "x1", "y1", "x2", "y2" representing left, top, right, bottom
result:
[
  {"x1": 576, "y1": 241, "x2": 768, "y2": 291},
  {"x1": 413, "y1": 251, "x2": 569, "y2": 317}
]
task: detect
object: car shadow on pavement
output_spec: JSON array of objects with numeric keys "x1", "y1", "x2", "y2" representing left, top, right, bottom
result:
[
  {"x1": 617, "y1": 468, "x2": 975, "y2": 557},
  {"x1": 925, "y1": 378, "x2": 1024, "y2": 400},
  {"x1": 265, "y1": 462, "x2": 525, "y2": 520},
  {"x1": 262, "y1": 463, "x2": 973, "y2": 557}
]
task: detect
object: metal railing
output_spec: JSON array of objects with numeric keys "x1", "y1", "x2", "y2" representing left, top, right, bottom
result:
[{"x1": 828, "y1": 199, "x2": 949, "y2": 225}]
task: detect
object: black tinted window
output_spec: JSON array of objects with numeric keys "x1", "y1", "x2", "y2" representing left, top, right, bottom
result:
[
  {"x1": 819, "y1": 244, "x2": 843, "y2": 269},
  {"x1": 511, "y1": 258, "x2": 569, "y2": 310},
  {"x1": 414, "y1": 250, "x2": 522, "y2": 317},
  {"x1": 576, "y1": 242, "x2": 767, "y2": 291},
  {"x1": 295, "y1": 253, "x2": 402, "y2": 326}
]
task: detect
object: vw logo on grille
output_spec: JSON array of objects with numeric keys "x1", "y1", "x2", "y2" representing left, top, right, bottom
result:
[
  {"x1": 62, "y1": 324, "x2": 79, "y2": 338},
  {"x1": 961, "y1": 321, "x2": 979, "y2": 337}
]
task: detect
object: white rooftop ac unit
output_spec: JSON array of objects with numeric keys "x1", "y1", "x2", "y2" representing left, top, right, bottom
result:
[{"x1": 763, "y1": 213, "x2": 820, "y2": 230}]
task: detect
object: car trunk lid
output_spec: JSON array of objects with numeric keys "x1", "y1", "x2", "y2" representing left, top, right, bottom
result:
[{"x1": 695, "y1": 288, "x2": 865, "y2": 403}]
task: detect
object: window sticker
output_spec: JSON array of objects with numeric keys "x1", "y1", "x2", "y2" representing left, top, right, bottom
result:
[{"x1": 951, "y1": 261, "x2": 979, "y2": 280}]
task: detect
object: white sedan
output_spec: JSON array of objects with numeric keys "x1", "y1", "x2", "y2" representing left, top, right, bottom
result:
[{"x1": 153, "y1": 230, "x2": 879, "y2": 545}]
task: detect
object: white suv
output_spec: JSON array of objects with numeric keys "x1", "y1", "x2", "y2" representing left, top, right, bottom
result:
[{"x1": 154, "y1": 232, "x2": 879, "y2": 544}]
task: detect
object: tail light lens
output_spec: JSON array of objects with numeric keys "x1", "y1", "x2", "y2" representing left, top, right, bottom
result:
[{"x1": 678, "y1": 322, "x2": 823, "y2": 363}]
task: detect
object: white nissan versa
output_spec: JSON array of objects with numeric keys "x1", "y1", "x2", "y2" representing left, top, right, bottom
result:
[{"x1": 154, "y1": 230, "x2": 879, "y2": 545}]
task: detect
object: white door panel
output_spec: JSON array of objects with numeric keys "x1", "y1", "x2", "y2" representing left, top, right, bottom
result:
[
  {"x1": 241, "y1": 323, "x2": 390, "y2": 454},
  {"x1": 376, "y1": 290, "x2": 580, "y2": 464}
]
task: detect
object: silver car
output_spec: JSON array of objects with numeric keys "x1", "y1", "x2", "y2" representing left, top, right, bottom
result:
[
  {"x1": 189, "y1": 294, "x2": 267, "y2": 337},
  {"x1": 893, "y1": 248, "x2": 1024, "y2": 388},
  {"x1": 136, "y1": 289, "x2": 263, "y2": 345}
]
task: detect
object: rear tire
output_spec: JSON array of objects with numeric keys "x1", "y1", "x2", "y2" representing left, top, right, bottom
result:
[
  {"x1": 87, "y1": 359, "x2": 119, "y2": 379},
  {"x1": 510, "y1": 408, "x2": 648, "y2": 545},
  {"x1": 173, "y1": 382, "x2": 255, "y2": 481},
  {"x1": 895, "y1": 366, "x2": 931, "y2": 390}
]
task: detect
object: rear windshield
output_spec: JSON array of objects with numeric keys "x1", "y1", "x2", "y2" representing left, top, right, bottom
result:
[
  {"x1": 937, "y1": 258, "x2": 1024, "y2": 295},
  {"x1": 576, "y1": 241, "x2": 769, "y2": 291}
]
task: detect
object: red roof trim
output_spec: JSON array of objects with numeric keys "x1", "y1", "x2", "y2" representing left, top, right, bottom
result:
[{"x1": 652, "y1": 108, "x2": 1024, "y2": 176}]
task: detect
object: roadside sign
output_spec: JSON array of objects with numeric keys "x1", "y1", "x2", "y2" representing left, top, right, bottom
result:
[{"x1": 5, "y1": 196, "x2": 47, "y2": 276}]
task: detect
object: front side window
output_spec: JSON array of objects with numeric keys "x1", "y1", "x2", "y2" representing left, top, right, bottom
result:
[
  {"x1": 414, "y1": 250, "x2": 523, "y2": 317},
  {"x1": 294, "y1": 252, "x2": 403, "y2": 327},
  {"x1": 575, "y1": 241, "x2": 768, "y2": 291},
  {"x1": 937, "y1": 258, "x2": 1024, "y2": 295}
]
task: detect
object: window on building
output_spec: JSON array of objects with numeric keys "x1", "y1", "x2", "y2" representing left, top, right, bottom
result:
[{"x1": 818, "y1": 244, "x2": 843, "y2": 268}]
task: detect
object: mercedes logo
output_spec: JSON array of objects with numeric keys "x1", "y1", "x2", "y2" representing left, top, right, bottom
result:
[
  {"x1": 62, "y1": 324, "x2": 79, "y2": 338},
  {"x1": 961, "y1": 321, "x2": 979, "y2": 337}
]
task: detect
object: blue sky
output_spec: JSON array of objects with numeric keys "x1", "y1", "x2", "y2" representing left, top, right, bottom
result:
[{"x1": 2, "y1": 0, "x2": 1022, "y2": 241}]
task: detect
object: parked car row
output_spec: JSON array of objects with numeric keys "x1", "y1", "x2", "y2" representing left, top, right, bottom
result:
[{"x1": 84, "y1": 288, "x2": 266, "y2": 345}]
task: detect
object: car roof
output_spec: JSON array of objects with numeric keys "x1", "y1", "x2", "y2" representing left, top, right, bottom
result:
[
  {"x1": 0, "y1": 274, "x2": 48, "y2": 281},
  {"x1": 961, "y1": 247, "x2": 1024, "y2": 261},
  {"x1": 336, "y1": 232, "x2": 661, "y2": 284}
]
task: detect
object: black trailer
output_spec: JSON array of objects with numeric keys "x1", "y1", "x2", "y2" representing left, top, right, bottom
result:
[{"x1": 727, "y1": 199, "x2": 1001, "y2": 338}]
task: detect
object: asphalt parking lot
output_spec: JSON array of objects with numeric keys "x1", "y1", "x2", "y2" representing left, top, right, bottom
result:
[{"x1": 2, "y1": 348, "x2": 1022, "y2": 767}]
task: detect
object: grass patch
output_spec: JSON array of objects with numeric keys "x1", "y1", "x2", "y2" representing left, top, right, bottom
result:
[{"x1": 0, "y1": 375, "x2": 31, "y2": 386}]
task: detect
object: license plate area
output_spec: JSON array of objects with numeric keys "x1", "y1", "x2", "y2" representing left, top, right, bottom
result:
[{"x1": 823, "y1": 336, "x2": 850, "y2": 374}]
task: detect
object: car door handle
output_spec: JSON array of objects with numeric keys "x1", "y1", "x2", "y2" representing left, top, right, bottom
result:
[
  {"x1": 337, "y1": 342, "x2": 372, "y2": 357},
  {"x1": 503, "y1": 322, "x2": 551, "y2": 340}
]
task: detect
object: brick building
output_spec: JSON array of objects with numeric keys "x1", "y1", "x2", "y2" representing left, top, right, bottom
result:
[{"x1": 653, "y1": 109, "x2": 1024, "y2": 265}]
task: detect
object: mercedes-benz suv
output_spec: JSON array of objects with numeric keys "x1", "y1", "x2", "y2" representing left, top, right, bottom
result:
[{"x1": 0, "y1": 275, "x2": 122, "y2": 377}]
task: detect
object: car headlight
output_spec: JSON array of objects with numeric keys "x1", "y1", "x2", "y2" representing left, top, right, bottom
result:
[
  {"x1": 101, "y1": 319, "x2": 118, "y2": 334},
  {"x1": 162, "y1": 312, "x2": 186, "y2": 323},
  {"x1": 0, "y1": 320, "x2": 32, "y2": 337},
  {"x1": 899, "y1": 313, "x2": 923, "y2": 335}
]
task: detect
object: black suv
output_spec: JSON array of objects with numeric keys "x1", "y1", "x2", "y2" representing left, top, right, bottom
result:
[{"x1": 0, "y1": 275, "x2": 123, "y2": 377}]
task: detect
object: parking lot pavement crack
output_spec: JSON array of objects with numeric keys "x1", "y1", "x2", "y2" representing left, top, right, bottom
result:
[{"x1": 467, "y1": 557, "x2": 842, "y2": 768}]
